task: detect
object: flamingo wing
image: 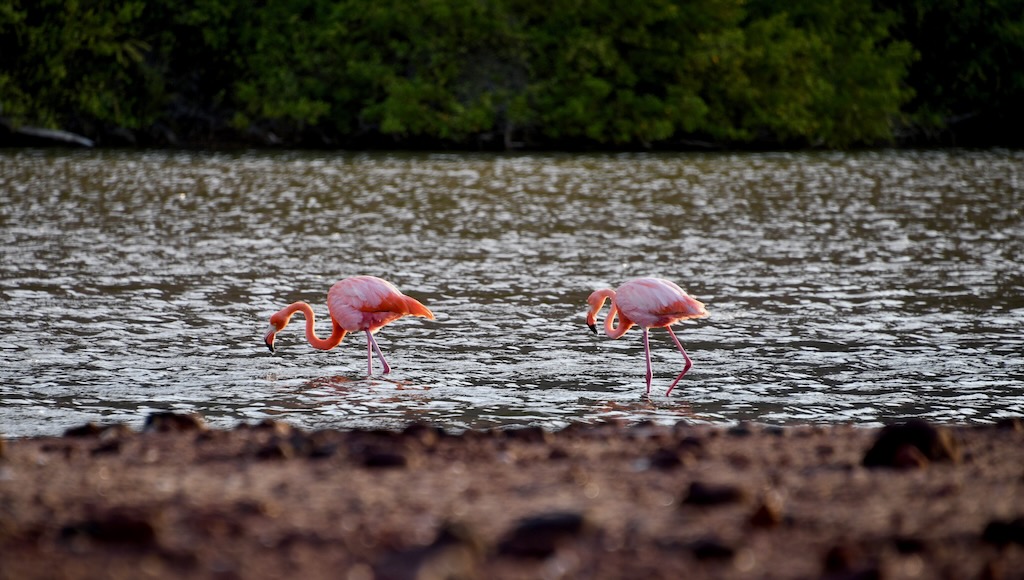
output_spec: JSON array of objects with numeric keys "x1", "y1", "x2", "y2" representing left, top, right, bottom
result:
[
  {"x1": 328, "y1": 276, "x2": 434, "y2": 331},
  {"x1": 616, "y1": 278, "x2": 706, "y2": 328}
]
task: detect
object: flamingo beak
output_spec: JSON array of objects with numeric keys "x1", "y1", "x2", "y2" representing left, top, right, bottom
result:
[
  {"x1": 588, "y1": 323, "x2": 597, "y2": 334},
  {"x1": 263, "y1": 326, "x2": 277, "y2": 353}
]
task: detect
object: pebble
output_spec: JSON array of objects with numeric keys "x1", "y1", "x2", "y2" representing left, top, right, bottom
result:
[
  {"x1": 749, "y1": 492, "x2": 784, "y2": 527},
  {"x1": 497, "y1": 511, "x2": 590, "y2": 558},
  {"x1": 60, "y1": 509, "x2": 161, "y2": 546},
  {"x1": 690, "y1": 536, "x2": 735, "y2": 560},
  {"x1": 682, "y1": 481, "x2": 747, "y2": 506},
  {"x1": 647, "y1": 447, "x2": 685, "y2": 470},
  {"x1": 982, "y1": 517, "x2": 1024, "y2": 546},
  {"x1": 374, "y1": 523, "x2": 481, "y2": 580},
  {"x1": 862, "y1": 420, "x2": 960, "y2": 468},
  {"x1": 144, "y1": 412, "x2": 207, "y2": 433}
]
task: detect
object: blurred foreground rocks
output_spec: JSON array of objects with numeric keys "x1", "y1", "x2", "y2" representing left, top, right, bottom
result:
[{"x1": 1, "y1": 413, "x2": 1022, "y2": 579}]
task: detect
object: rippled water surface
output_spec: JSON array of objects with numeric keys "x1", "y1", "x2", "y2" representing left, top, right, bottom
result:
[{"x1": 2, "y1": 149, "x2": 1022, "y2": 437}]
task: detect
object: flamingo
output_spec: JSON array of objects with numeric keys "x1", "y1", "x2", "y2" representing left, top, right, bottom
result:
[
  {"x1": 264, "y1": 276, "x2": 434, "y2": 375},
  {"x1": 586, "y1": 278, "x2": 708, "y2": 396}
]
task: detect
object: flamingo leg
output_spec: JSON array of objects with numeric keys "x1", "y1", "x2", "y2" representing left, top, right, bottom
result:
[
  {"x1": 366, "y1": 332, "x2": 374, "y2": 375},
  {"x1": 664, "y1": 326, "x2": 693, "y2": 396},
  {"x1": 642, "y1": 327, "x2": 653, "y2": 396},
  {"x1": 365, "y1": 330, "x2": 392, "y2": 375}
]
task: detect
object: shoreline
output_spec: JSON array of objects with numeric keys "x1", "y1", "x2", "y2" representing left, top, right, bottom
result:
[{"x1": 2, "y1": 414, "x2": 1023, "y2": 579}]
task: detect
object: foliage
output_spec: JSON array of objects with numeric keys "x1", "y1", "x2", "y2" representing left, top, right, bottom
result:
[
  {"x1": 0, "y1": 0, "x2": 1016, "y2": 148},
  {"x1": 0, "y1": 0, "x2": 153, "y2": 131},
  {"x1": 887, "y1": 0, "x2": 1024, "y2": 144}
]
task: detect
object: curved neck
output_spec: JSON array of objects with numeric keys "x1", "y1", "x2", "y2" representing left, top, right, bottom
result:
[
  {"x1": 588, "y1": 289, "x2": 633, "y2": 339},
  {"x1": 280, "y1": 302, "x2": 347, "y2": 350},
  {"x1": 604, "y1": 304, "x2": 633, "y2": 339}
]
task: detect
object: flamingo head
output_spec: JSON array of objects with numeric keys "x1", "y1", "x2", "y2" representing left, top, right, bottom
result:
[
  {"x1": 264, "y1": 312, "x2": 289, "y2": 353},
  {"x1": 263, "y1": 325, "x2": 279, "y2": 353},
  {"x1": 586, "y1": 289, "x2": 613, "y2": 334}
]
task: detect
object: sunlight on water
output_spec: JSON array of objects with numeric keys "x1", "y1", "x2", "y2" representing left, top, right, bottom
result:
[{"x1": 1, "y1": 149, "x2": 1022, "y2": 437}]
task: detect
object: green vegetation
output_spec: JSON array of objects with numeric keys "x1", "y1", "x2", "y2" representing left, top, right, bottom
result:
[{"x1": 1, "y1": 0, "x2": 1021, "y2": 149}]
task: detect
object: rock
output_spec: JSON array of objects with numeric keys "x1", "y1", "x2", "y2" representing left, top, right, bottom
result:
[
  {"x1": 647, "y1": 447, "x2": 685, "y2": 470},
  {"x1": 248, "y1": 419, "x2": 295, "y2": 435},
  {"x1": 548, "y1": 447, "x2": 570, "y2": 460},
  {"x1": 862, "y1": 420, "x2": 960, "y2": 468},
  {"x1": 994, "y1": 418, "x2": 1022, "y2": 432},
  {"x1": 144, "y1": 412, "x2": 207, "y2": 433},
  {"x1": 90, "y1": 440, "x2": 122, "y2": 456},
  {"x1": 749, "y1": 492, "x2": 784, "y2": 527},
  {"x1": 503, "y1": 426, "x2": 553, "y2": 444},
  {"x1": 727, "y1": 423, "x2": 753, "y2": 437},
  {"x1": 362, "y1": 450, "x2": 409, "y2": 468},
  {"x1": 65, "y1": 423, "x2": 133, "y2": 440},
  {"x1": 982, "y1": 517, "x2": 1024, "y2": 546},
  {"x1": 497, "y1": 511, "x2": 590, "y2": 558},
  {"x1": 682, "y1": 481, "x2": 747, "y2": 506},
  {"x1": 402, "y1": 422, "x2": 445, "y2": 446},
  {"x1": 256, "y1": 438, "x2": 301, "y2": 460},
  {"x1": 893, "y1": 536, "x2": 926, "y2": 554},
  {"x1": 823, "y1": 543, "x2": 881, "y2": 579},
  {"x1": 891, "y1": 444, "x2": 930, "y2": 469},
  {"x1": 64, "y1": 423, "x2": 104, "y2": 437},
  {"x1": 676, "y1": 435, "x2": 705, "y2": 456},
  {"x1": 374, "y1": 523, "x2": 482, "y2": 580},
  {"x1": 60, "y1": 509, "x2": 161, "y2": 547},
  {"x1": 690, "y1": 537, "x2": 735, "y2": 560}
]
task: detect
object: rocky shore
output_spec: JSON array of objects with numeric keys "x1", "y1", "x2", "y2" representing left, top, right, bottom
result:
[{"x1": 2, "y1": 414, "x2": 1023, "y2": 579}]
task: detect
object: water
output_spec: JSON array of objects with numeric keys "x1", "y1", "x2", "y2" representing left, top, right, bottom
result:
[{"x1": 1, "y1": 149, "x2": 1022, "y2": 437}]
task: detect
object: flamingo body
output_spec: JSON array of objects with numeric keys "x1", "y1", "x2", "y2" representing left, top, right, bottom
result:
[
  {"x1": 264, "y1": 276, "x2": 434, "y2": 375},
  {"x1": 586, "y1": 278, "x2": 707, "y2": 396}
]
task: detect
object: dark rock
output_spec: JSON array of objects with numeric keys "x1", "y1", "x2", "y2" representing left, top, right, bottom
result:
[
  {"x1": 144, "y1": 412, "x2": 207, "y2": 433},
  {"x1": 497, "y1": 511, "x2": 589, "y2": 558},
  {"x1": 824, "y1": 544, "x2": 860, "y2": 573},
  {"x1": 255, "y1": 431, "x2": 317, "y2": 460},
  {"x1": 60, "y1": 510, "x2": 160, "y2": 546},
  {"x1": 676, "y1": 435, "x2": 704, "y2": 453},
  {"x1": 90, "y1": 440, "x2": 122, "y2": 456},
  {"x1": 64, "y1": 423, "x2": 104, "y2": 437},
  {"x1": 648, "y1": 447, "x2": 684, "y2": 470},
  {"x1": 690, "y1": 537, "x2": 735, "y2": 560},
  {"x1": 548, "y1": 447, "x2": 569, "y2": 460},
  {"x1": 982, "y1": 517, "x2": 1024, "y2": 546},
  {"x1": 892, "y1": 444, "x2": 930, "y2": 469},
  {"x1": 403, "y1": 422, "x2": 445, "y2": 446},
  {"x1": 65, "y1": 423, "x2": 133, "y2": 440},
  {"x1": 749, "y1": 492, "x2": 784, "y2": 527},
  {"x1": 375, "y1": 522, "x2": 482, "y2": 580},
  {"x1": 979, "y1": 560, "x2": 1005, "y2": 580},
  {"x1": 862, "y1": 420, "x2": 960, "y2": 468},
  {"x1": 309, "y1": 441, "x2": 339, "y2": 459},
  {"x1": 682, "y1": 481, "x2": 747, "y2": 506},
  {"x1": 249, "y1": 419, "x2": 294, "y2": 435},
  {"x1": 503, "y1": 426, "x2": 552, "y2": 444},
  {"x1": 994, "y1": 417, "x2": 1022, "y2": 432},
  {"x1": 727, "y1": 423, "x2": 753, "y2": 437},
  {"x1": 823, "y1": 543, "x2": 882, "y2": 580},
  {"x1": 893, "y1": 536, "x2": 926, "y2": 554},
  {"x1": 362, "y1": 450, "x2": 409, "y2": 468}
]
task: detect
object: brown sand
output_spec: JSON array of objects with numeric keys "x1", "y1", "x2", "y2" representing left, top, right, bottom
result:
[{"x1": 1, "y1": 414, "x2": 1023, "y2": 579}]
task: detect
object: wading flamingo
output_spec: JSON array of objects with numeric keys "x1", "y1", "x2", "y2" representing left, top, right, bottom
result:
[
  {"x1": 264, "y1": 276, "x2": 434, "y2": 375},
  {"x1": 586, "y1": 278, "x2": 708, "y2": 396}
]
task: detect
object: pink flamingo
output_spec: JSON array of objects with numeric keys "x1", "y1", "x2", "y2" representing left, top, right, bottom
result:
[
  {"x1": 264, "y1": 276, "x2": 434, "y2": 375},
  {"x1": 586, "y1": 278, "x2": 708, "y2": 396}
]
